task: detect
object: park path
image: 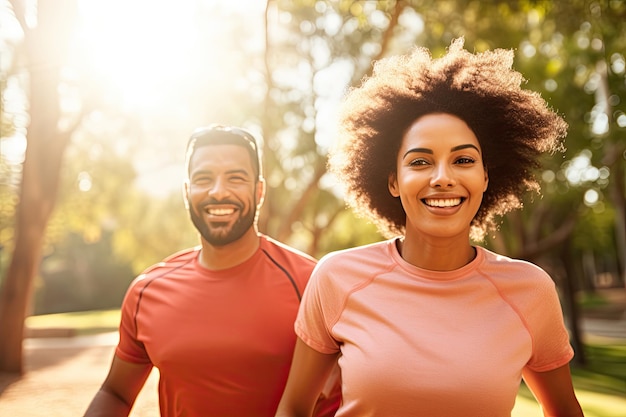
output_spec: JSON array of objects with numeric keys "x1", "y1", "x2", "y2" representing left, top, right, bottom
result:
[
  {"x1": 0, "y1": 315, "x2": 625, "y2": 416},
  {"x1": 0, "y1": 333, "x2": 159, "y2": 417}
]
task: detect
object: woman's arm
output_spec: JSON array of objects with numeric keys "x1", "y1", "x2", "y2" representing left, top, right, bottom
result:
[
  {"x1": 276, "y1": 337, "x2": 339, "y2": 417},
  {"x1": 522, "y1": 363, "x2": 584, "y2": 417}
]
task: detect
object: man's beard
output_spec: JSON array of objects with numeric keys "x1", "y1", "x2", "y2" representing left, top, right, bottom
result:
[{"x1": 189, "y1": 201, "x2": 256, "y2": 247}]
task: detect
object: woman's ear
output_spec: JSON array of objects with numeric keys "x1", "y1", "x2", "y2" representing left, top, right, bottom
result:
[
  {"x1": 388, "y1": 172, "x2": 400, "y2": 197},
  {"x1": 483, "y1": 168, "x2": 489, "y2": 192}
]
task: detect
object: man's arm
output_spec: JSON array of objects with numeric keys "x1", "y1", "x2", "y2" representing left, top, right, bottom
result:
[
  {"x1": 522, "y1": 363, "x2": 584, "y2": 417},
  {"x1": 83, "y1": 355, "x2": 153, "y2": 417},
  {"x1": 275, "y1": 337, "x2": 339, "y2": 417}
]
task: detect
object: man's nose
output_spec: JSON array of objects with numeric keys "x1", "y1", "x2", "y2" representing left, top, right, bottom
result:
[{"x1": 208, "y1": 177, "x2": 230, "y2": 198}]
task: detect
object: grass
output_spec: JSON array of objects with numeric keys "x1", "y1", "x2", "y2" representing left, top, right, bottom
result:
[
  {"x1": 26, "y1": 309, "x2": 626, "y2": 416},
  {"x1": 26, "y1": 309, "x2": 121, "y2": 335},
  {"x1": 514, "y1": 363, "x2": 626, "y2": 417},
  {"x1": 578, "y1": 292, "x2": 610, "y2": 309}
]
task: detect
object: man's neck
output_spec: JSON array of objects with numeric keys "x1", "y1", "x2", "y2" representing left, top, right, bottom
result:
[{"x1": 198, "y1": 229, "x2": 261, "y2": 270}]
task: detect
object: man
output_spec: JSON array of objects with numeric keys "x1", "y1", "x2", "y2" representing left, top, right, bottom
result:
[{"x1": 84, "y1": 125, "x2": 340, "y2": 417}]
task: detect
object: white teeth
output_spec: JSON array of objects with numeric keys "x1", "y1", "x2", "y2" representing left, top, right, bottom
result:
[
  {"x1": 207, "y1": 208, "x2": 235, "y2": 216},
  {"x1": 424, "y1": 198, "x2": 462, "y2": 207}
]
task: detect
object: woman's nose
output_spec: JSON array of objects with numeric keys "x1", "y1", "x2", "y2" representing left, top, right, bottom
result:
[{"x1": 430, "y1": 164, "x2": 456, "y2": 188}]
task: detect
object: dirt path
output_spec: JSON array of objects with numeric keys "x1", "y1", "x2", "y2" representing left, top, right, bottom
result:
[{"x1": 0, "y1": 334, "x2": 158, "y2": 417}]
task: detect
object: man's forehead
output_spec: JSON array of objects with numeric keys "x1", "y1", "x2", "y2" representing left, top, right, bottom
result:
[{"x1": 189, "y1": 144, "x2": 255, "y2": 169}]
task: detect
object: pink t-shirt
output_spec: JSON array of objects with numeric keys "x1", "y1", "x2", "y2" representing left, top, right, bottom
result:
[{"x1": 296, "y1": 239, "x2": 574, "y2": 417}]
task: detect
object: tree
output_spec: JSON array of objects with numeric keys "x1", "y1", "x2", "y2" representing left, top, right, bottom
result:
[
  {"x1": 0, "y1": 0, "x2": 81, "y2": 373},
  {"x1": 259, "y1": 0, "x2": 409, "y2": 255}
]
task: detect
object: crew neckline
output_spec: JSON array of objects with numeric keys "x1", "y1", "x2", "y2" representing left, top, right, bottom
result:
[
  {"x1": 193, "y1": 239, "x2": 264, "y2": 278},
  {"x1": 387, "y1": 238, "x2": 483, "y2": 282}
]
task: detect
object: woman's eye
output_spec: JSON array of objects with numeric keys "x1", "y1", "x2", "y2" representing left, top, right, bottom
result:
[
  {"x1": 408, "y1": 158, "x2": 428, "y2": 166},
  {"x1": 455, "y1": 157, "x2": 476, "y2": 165}
]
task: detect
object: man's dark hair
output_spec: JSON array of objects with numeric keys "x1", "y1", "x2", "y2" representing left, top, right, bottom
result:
[{"x1": 185, "y1": 124, "x2": 262, "y2": 179}]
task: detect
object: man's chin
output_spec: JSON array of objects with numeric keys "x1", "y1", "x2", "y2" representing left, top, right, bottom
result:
[
  {"x1": 206, "y1": 233, "x2": 233, "y2": 246},
  {"x1": 202, "y1": 227, "x2": 247, "y2": 247}
]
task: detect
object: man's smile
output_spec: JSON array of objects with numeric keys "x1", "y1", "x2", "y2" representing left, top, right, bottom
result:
[{"x1": 206, "y1": 207, "x2": 236, "y2": 216}]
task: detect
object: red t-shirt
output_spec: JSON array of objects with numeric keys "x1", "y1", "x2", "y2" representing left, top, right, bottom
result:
[{"x1": 117, "y1": 235, "x2": 339, "y2": 417}]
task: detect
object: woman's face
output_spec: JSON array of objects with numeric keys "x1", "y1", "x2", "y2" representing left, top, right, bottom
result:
[{"x1": 388, "y1": 113, "x2": 488, "y2": 241}]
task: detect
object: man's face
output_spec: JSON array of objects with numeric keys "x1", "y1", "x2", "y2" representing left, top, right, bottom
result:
[{"x1": 185, "y1": 144, "x2": 262, "y2": 246}]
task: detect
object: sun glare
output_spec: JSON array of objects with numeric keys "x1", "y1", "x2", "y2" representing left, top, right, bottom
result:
[
  {"x1": 75, "y1": 0, "x2": 199, "y2": 110},
  {"x1": 2, "y1": 0, "x2": 266, "y2": 196},
  {"x1": 73, "y1": 0, "x2": 265, "y2": 111}
]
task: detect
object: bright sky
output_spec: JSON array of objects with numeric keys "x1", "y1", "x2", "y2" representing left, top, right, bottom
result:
[
  {"x1": 1, "y1": 0, "x2": 267, "y2": 109},
  {"x1": 1, "y1": 0, "x2": 268, "y2": 196},
  {"x1": 74, "y1": 0, "x2": 266, "y2": 110}
]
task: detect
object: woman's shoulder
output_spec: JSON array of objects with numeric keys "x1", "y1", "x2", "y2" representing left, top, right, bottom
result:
[
  {"x1": 479, "y1": 247, "x2": 548, "y2": 273},
  {"x1": 477, "y1": 247, "x2": 555, "y2": 292},
  {"x1": 311, "y1": 240, "x2": 395, "y2": 288},
  {"x1": 318, "y1": 239, "x2": 394, "y2": 268}
]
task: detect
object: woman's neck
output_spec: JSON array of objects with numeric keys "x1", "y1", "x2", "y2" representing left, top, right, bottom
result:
[{"x1": 397, "y1": 234, "x2": 476, "y2": 272}]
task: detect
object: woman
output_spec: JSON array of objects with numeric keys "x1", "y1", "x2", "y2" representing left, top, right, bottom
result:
[{"x1": 275, "y1": 39, "x2": 584, "y2": 417}]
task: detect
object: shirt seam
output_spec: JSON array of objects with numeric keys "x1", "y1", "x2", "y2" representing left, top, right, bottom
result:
[{"x1": 326, "y1": 260, "x2": 398, "y2": 344}]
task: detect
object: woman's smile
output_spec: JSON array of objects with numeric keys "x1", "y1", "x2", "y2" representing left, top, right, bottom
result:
[
  {"x1": 422, "y1": 197, "x2": 464, "y2": 208},
  {"x1": 389, "y1": 113, "x2": 488, "y2": 239}
]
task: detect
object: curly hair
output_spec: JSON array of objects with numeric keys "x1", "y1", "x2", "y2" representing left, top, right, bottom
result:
[{"x1": 329, "y1": 38, "x2": 568, "y2": 241}]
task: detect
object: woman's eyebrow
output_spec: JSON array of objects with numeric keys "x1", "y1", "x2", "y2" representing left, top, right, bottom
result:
[
  {"x1": 451, "y1": 144, "x2": 480, "y2": 153},
  {"x1": 402, "y1": 143, "x2": 480, "y2": 159},
  {"x1": 403, "y1": 148, "x2": 432, "y2": 158}
]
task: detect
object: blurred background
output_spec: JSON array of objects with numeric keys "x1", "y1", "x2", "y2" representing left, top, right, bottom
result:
[{"x1": 0, "y1": 0, "x2": 624, "y2": 406}]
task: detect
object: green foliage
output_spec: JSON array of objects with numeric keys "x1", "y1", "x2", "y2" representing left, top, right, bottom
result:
[
  {"x1": 0, "y1": 158, "x2": 17, "y2": 281},
  {"x1": 35, "y1": 231, "x2": 135, "y2": 314},
  {"x1": 30, "y1": 119, "x2": 198, "y2": 313},
  {"x1": 580, "y1": 343, "x2": 626, "y2": 391},
  {"x1": 317, "y1": 210, "x2": 383, "y2": 256},
  {"x1": 3, "y1": 0, "x2": 625, "y2": 313},
  {"x1": 112, "y1": 190, "x2": 198, "y2": 275},
  {"x1": 573, "y1": 204, "x2": 616, "y2": 251}
]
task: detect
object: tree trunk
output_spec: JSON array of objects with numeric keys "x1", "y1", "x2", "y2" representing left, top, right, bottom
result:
[
  {"x1": 559, "y1": 238, "x2": 586, "y2": 366},
  {"x1": 0, "y1": 0, "x2": 76, "y2": 374},
  {"x1": 606, "y1": 144, "x2": 626, "y2": 287}
]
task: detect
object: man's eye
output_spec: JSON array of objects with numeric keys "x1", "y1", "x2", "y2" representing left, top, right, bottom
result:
[{"x1": 193, "y1": 177, "x2": 212, "y2": 185}]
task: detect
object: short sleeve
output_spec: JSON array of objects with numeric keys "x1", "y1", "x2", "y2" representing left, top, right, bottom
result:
[
  {"x1": 295, "y1": 256, "x2": 343, "y2": 354},
  {"x1": 523, "y1": 273, "x2": 574, "y2": 372},
  {"x1": 115, "y1": 276, "x2": 152, "y2": 364}
]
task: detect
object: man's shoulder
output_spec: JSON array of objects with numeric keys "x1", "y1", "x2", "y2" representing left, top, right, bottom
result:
[
  {"x1": 138, "y1": 247, "x2": 199, "y2": 278},
  {"x1": 259, "y1": 234, "x2": 317, "y2": 265}
]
